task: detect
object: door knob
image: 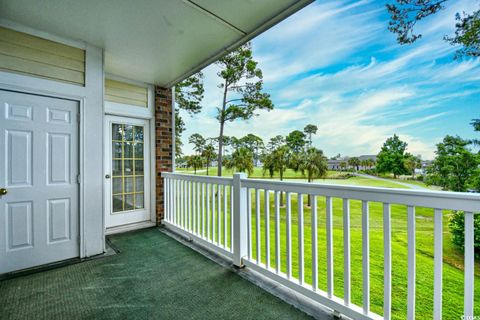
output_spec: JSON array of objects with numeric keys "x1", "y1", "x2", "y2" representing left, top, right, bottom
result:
[
  {"x1": 105, "y1": 174, "x2": 111, "y2": 179},
  {"x1": 0, "y1": 188, "x2": 7, "y2": 195}
]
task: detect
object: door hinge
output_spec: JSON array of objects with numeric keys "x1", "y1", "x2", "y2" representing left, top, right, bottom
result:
[
  {"x1": 77, "y1": 114, "x2": 81, "y2": 123},
  {"x1": 77, "y1": 174, "x2": 81, "y2": 184},
  {"x1": 77, "y1": 236, "x2": 81, "y2": 244}
]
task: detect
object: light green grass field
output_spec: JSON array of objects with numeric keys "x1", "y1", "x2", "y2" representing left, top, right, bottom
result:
[
  {"x1": 170, "y1": 168, "x2": 479, "y2": 319},
  {"x1": 171, "y1": 187, "x2": 479, "y2": 320}
]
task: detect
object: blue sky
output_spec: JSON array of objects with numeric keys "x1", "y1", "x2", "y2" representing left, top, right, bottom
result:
[{"x1": 180, "y1": 0, "x2": 480, "y2": 159}]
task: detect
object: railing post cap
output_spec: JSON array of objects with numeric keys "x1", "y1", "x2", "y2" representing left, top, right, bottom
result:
[{"x1": 233, "y1": 172, "x2": 247, "y2": 179}]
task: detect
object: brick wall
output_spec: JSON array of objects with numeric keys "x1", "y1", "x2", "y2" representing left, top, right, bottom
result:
[{"x1": 155, "y1": 86, "x2": 173, "y2": 224}]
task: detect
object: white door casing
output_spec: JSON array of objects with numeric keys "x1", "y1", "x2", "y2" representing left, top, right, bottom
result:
[
  {"x1": 104, "y1": 116, "x2": 150, "y2": 228},
  {"x1": 0, "y1": 90, "x2": 79, "y2": 274}
]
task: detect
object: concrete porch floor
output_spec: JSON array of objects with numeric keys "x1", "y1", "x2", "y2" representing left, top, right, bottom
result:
[{"x1": 0, "y1": 228, "x2": 313, "y2": 320}]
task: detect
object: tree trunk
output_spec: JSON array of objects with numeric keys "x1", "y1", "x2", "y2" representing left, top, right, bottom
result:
[
  {"x1": 206, "y1": 164, "x2": 209, "y2": 176},
  {"x1": 217, "y1": 81, "x2": 228, "y2": 177}
]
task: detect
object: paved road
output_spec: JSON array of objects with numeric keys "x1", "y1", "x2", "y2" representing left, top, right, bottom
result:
[{"x1": 353, "y1": 173, "x2": 429, "y2": 190}]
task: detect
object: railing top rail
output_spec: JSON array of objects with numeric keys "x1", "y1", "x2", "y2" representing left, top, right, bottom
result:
[
  {"x1": 162, "y1": 172, "x2": 233, "y2": 185},
  {"x1": 242, "y1": 178, "x2": 480, "y2": 212}
]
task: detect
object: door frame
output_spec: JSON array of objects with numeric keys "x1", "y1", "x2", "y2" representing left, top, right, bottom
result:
[
  {"x1": 103, "y1": 115, "x2": 154, "y2": 230},
  {"x1": 0, "y1": 83, "x2": 86, "y2": 258}
]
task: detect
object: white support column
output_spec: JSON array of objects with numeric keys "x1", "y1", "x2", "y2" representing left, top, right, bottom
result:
[
  {"x1": 233, "y1": 173, "x2": 247, "y2": 267},
  {"x1": 170, "y1": 86, "x2": 176, "y2": 171}
]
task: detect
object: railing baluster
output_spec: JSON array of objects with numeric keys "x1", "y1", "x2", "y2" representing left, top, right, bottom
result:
[
  {"x1": 312, "y1": 195, "x2": 318, "y2": 291},
  {"x1": 201, "y1": 183, "x2": 205, "y2": 237},
  {"x1": 275, "y1": 191, "x2": 281, "y2": 274},
  {"x1": 286, "y1": 192, "x2": 292, "y2": 279},
  {"x1": 343, "y1": 198, "x2": 351, "y2": 304},
  {"x1": 171, "y1": 179, "x2": 174, "y2": 222},
  {"x1": 407, "y1": 206, "x2": 416, "y2": 319},
  {"x1": 265, "y1": 189, "x2": 270, "y2": 269},
  {"x1": 362, "y1": 200, "x2": 370, "y2": 315},
  {"x1": 326, "y1": 196, "x2": 333, "y2": 297},
  {"x1": 190, "y1": 181, "x2": 197, "y2": 234},
  {"x1": 182, "y1": 180, "x2": 186, "y2": 229},
  {"x1": 464, "y1": 211, "x2": 474, "y2": 318},
  {"x1": 207, "y1": 183, "x2": 211, "y2": 240},
  {"x1": 433, "y1": 209, "x2": 442, "y2": 320},
  {"x1": 188, "y1": 181, "x2": 191, "y2": 231},
  {"x1": 383, "y1": 203, "x2": 391, "y2": 320},
  {"x1": 212, "y1": 184, "x2": 216, "y2": 244},
  {"x1": 298, "y1": 193, "x2": 304, "y2": 285},
  {"x1": 174, "y1": 179, "x2": 178, "y2": 225},
  {"x1": 164, "y1": 178, "x2": 169, "y2": 221},
  {"x1": 217, "y1": 184, "x2": 221, "y2": 245},
  {"x1": 247, "y1": 188, "x2": 252, "y2": 259},
  {"x1": 256, "y1": 188, "x2": 261, "y2": 264},
  {"x1": 230, "y1": 186, "x2": 234, "y2": 251},
  {"x1": 224, "y1": 184, "x2": 227, "y2": 248},
  {"x1": 196, "y1": 182, "x2": 200, "y2": 235}
]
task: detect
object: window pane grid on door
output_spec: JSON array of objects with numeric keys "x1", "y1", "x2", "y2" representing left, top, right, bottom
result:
[{"x1": 112, "y1": 124, "x2": 145, "y2": 213}]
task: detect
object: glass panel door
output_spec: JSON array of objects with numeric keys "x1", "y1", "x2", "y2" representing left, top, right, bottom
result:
[{"x1": 111, "y1": 123, "x2": 145, "y2": 213}]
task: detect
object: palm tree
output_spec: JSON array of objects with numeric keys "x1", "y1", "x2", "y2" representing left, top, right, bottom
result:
[
  {"x1": 297, "y1": 147, "x2": 328, "y2": 206},
  {"x1": 226, "y1": 147, "x2": 254, "y2": 176},
  {"x1": 202, "y1": 144, "x2": 216, "y2": 176},
  {"x1": 340, "y1": 161, "x2": 347, "y2": 171},
  {"x1": 186, "y1": 155, "x2": 203, "y2": 175},
  {"x1": 261, "y1": 152, "x2": 275, "y2": 178},
  {"x1": 348, "y1": 157, "x2": 360, "y2": 171},
  {"x1": 404, "y1": 154, "x2": 422, "y2": 178},
  {"x1": 272, "y1": 145, "x2": 290, "y2": 206}
]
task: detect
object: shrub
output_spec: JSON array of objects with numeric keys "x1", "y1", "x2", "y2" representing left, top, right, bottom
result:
[{"x1": 448, "y1": 211, "x2": 480, "y2": 258}]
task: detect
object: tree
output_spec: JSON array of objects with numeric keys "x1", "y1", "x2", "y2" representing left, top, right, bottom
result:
[
  {"x1": 266, "y1": 135, "x2": 285, "y2": 152},
  {"x1": 348, "y1": 157, "x2": 361, "y2": 171},
  {"x1": 272, "y1": 145, "x2": 291, "y2": 206},
  {"x1": 225, "y1": 147, "x2": 254, "y2": 176},
  {"x1": 175, "y1": 72, "x2": 204, "y2": 158},
  {"x1": 188, "y1": 133, "x2": 206, "y2": 155},
  {"x1": 214, "y1": 43, "x2": 274, "y2": 176},
  {"x1": 304, "y1": 124, "x2": 318, "y2": 147},
  {"x1": 404, "y1": 154, "x2": 422, "y2": 178},
  {"x1": 340, "y1": 161, "x2": 347, "y2": 171},
  {"x1": 376, "y1": 134, "x2": 410, "y2": 178},
  {"x1": 240, "y1": 134, "x2": 264, "y2": 167},
  {"x1": 202, "y1": 144, "x2": 216, "y2": 176},
  {"x1": 448, "y1": 211, "x2": 480, "y2": 258},
  {"x1": 386, "y1": 0, "x2": 480, "y2": 58},
  {"x1": 186, "y1": 155, "x2": 203, "y2": 175},
  {"x1": 471, "y1": 119, "x2": 480, "y2": 147},
  {"x1": 425, "y1": 135, "x2": 479, "y2": 191},
  {"x1": 296, "y1": 147, "x2": 328, "y2": 206},
  {"x1": 286, "y1": 130, "x2": 307, "y2": 153},
  {"x1": 261, "y1": 152, "x2": 275, "y2": 178}
]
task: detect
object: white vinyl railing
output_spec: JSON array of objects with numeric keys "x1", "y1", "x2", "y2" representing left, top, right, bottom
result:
[{"x1": 162, "y1": 172, "x2": 480, "y2": 320}]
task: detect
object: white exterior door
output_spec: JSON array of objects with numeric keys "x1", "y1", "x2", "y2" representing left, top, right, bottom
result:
[
  {"x1": 104, "y1": 116, "x2": 150, "y2": 228},
  {"x1": 0, "y1": 90, "x2": 79, "y2": 274}
]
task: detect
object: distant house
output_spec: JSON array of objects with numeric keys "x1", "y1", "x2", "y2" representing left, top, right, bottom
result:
[{"x1": 328, "y1": 155, "x2": 377, "y2": 170}]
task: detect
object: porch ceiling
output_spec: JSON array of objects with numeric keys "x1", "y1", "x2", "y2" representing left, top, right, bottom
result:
[{"x1": 0, "y1": 0, "x2": 313, "y2": 87}]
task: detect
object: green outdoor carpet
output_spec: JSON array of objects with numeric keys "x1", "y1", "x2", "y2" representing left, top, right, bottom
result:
[{"x1": 0, "y1": 228, "x2": 312, "y2": 320}]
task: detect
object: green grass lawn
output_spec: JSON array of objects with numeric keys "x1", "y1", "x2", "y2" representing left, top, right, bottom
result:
[
  {"x1": 176, "y1": 167, "x2": 349, "y2": 179},
  {"x1": 170, "y1": 179, "x2": 479, "y2": 319}
]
